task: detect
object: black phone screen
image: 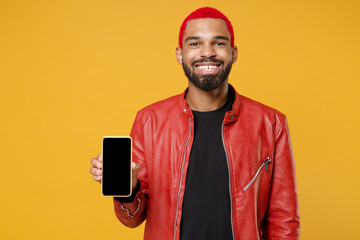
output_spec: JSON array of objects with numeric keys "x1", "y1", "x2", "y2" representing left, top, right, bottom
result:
[{"x1": 102, "y1": 137, "x2": 132, "y2": 196}]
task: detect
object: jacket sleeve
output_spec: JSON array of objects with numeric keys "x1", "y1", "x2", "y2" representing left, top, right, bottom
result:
[
  {"x1": 113, "y1": 111, "x2": 148, "y2": 228},
  {"x1": 264, "y1": 115, "x2": 300, "y2": 239}
]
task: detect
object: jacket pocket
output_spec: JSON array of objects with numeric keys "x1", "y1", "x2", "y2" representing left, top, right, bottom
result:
[{"x1": 242, "y1": 157, "x2": 272, "y2": 191}]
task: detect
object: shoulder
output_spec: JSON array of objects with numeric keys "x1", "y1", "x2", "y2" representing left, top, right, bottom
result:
[
  {"x1": 236, "y1": 94, "x2": 288, "y2": 136},
  {"x1": 140, "y1": 94, "x2": 182, "y2": 113},
  {"x1": 134, "y1": 93, "x2": 184, "y2": 122},
  {"x1": 238, "y1": 94, "x2": 286, "y2": 121}
]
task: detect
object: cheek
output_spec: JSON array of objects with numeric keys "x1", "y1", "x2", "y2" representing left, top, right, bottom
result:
[
  {"x1": 218, "y1": 50, "x2": 233, "y2": 61},
  {"x1": 182, "y1": 57, "x2": 195, "y2": 67},
  {"x1": 182, "y1": 49, "x2": 199, "y2": 63}
]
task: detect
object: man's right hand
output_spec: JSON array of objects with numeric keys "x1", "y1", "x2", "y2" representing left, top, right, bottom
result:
[{"x1": 89, "y1": 152, "x2": 141, "y2": 193}]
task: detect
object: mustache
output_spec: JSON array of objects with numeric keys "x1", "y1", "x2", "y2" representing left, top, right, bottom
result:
[{"x1": 191, "y1": 58, "x2": 225, "y2": 66}]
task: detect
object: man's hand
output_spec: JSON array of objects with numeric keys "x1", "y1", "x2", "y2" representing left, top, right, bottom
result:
[
  {"x1": 90, "y1": 153, "x2": 103, "y2": 183},
  {"x1": 89, "y1": 153, "x2": 140, "y2": 193}
]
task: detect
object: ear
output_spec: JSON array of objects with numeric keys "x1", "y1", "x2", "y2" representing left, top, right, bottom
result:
[
  {"x1": 176, "y1": 47, "x2": 183, "y2": 65},
  {"x1": 232, "y1": 46, "x2": 238, "y2": 63}
]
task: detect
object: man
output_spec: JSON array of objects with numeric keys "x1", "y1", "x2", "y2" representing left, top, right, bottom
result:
[{"x1": 90, "y1": 7, "x2": 300, "y2": 240}]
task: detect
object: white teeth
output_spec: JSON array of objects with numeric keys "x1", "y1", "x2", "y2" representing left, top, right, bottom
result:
[{"x1": 197, "y1": 65, "x2": 217, "y2": 70}]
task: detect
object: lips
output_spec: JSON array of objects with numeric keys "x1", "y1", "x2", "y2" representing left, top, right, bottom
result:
[{"x1": 194, "y1": 62, "x2": 222, "y2": 75}]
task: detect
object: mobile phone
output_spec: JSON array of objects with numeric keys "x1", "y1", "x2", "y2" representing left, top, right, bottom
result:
[{"x1": 102, "y1": 136, "x2": 132, "y2": 197}]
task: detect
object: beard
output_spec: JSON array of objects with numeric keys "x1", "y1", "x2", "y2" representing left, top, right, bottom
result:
[{"x1": 182, "y1": 58, "x2": 233, "y2": 92}]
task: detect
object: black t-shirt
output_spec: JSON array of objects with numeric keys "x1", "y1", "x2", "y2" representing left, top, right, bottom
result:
[{"x1": 180, "y1": 90, "x2": 235, "y2": 240}]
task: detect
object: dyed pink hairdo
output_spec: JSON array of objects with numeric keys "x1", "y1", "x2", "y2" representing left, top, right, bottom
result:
[{"x1": 178, "y1": 7, "x2": 234, "y2": 48}]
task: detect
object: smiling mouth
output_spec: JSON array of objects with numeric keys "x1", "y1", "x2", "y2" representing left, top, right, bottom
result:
[
  {"x1": 196, "y1": 65, "x2": 220, "y2": 70},
  {"x1": 194, "y1": 63, "x2": 222, "y2": 74}
]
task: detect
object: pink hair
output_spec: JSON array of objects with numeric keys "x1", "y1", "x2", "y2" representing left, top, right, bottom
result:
[{"x1": 178, "y1": 7, "x2": 234, "y2": 48}]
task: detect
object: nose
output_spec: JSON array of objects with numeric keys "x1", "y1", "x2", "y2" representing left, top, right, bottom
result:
[{"x1": 200, "y1": 43, "x2": 216, "y2": 58}]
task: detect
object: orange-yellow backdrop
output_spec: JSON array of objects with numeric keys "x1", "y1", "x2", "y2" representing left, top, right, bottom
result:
[{"x1": 1, "y1": 0, "x2": 359, "y2": 239}]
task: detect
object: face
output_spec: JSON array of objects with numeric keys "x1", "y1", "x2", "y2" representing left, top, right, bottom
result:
[{"x1": 176, "y1": 18, "x2": 238, "y2": 92}]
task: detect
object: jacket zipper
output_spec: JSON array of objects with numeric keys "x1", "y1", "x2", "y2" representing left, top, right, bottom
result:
[
  {"x1": 221, "y1": 124, "x2": 235, "y2": 240},
  {"x1": 242, "y1": 157, "x2": 272, "y2": 191},
  {"x1": 173, "y1": 117, "x2": 192, "y2": 240}
]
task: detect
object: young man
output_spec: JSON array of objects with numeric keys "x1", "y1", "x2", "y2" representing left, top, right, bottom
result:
[{"x1": 90, "y1": 7, "x2": 300, "y2": 240}]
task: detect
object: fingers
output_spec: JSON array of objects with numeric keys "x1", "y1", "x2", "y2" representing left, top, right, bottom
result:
[
  {"x1": 90, "y1": 153, "x2": 103, "y2": 184},
  {"x1": 91, "y1": 157, "x2": 102, "y2": 169},
  {"x1": 97, "y1": 152, "x2": 102, "y2": 162},
  {"x1": 93, "y1": 175, "x2": 102, "y2": 183},
  {"x1": 90, "y1": 165, "x2": 102, "y2": 184},
  {"x1": 90, "y1": 166, "x2": 102, "y2": 176}
]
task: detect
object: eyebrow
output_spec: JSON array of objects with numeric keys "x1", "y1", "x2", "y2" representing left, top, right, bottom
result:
[
  {"x1": 184, "y1": 35, "x2": 230, "y2": 43},
  {"x1": 214, "y1": 35, "x2": 230, "y2": 41},
  {"x1": 184, "y1": 36, "x2": 201, "y2": 42}
]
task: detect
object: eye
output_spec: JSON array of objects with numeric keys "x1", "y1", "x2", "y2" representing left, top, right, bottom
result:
[
  {"x1": 189, "y1": 42, "x2": 200, "y2": 47},
  {"x1": 214, "y1": 42, "x2": 226, "y2": 46}
]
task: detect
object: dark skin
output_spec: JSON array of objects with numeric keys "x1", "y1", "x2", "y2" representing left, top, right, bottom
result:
[
  {"x1": 90, "y1": 17, "x2": 238, "y2": 191},
  {"x1": 176, "y1": 18, "x2": 238, "y2": 111}
]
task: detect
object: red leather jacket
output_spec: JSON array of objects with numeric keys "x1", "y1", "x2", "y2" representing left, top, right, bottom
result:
[{"x1": 113, "y1": 86, "x2": 300, "y2": 240}]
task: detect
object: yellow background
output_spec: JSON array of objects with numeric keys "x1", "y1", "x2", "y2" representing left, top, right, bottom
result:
[{"x1": 1, "y1": 0, "x2": 359, "y2": 239}]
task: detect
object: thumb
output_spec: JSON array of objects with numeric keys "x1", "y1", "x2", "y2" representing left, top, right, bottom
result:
[{"x1": 132, "y1": 162, "x2": 140, "y2": 176}]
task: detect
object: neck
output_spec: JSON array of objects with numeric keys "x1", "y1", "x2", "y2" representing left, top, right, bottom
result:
[{"x1": 186, "y1": 80, "x2": 229, "y2": 112}]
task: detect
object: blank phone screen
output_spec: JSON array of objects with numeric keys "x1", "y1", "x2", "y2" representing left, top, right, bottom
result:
[{"x1": 102, "y1": 137, "x2": 132, "y2": 196}]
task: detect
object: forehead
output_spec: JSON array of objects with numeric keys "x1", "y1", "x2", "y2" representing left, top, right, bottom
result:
[{"x1": 184, "y1": 18, "x2": 230, "y2": 39}]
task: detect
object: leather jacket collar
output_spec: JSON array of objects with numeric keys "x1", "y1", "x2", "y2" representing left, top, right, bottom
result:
[{"x1": 180, "y1": 84, "x2": 241, "y2": 124}]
